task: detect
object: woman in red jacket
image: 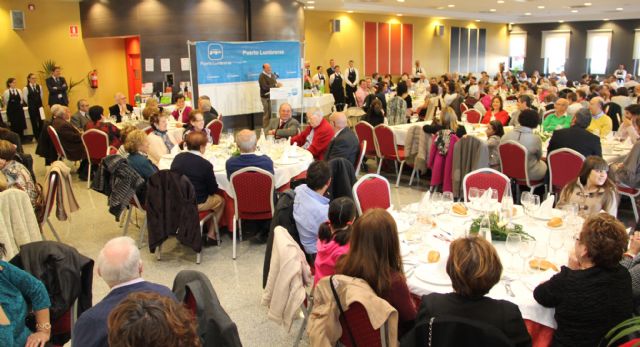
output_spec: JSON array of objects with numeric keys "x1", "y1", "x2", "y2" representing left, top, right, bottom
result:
[{"x1": 481, "y1": 96, "x2": 509, "y2": 125}]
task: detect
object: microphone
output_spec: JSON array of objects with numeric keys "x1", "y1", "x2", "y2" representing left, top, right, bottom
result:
[{"x1": 274, "y1": 72, "x2": 280, "y2": 79}]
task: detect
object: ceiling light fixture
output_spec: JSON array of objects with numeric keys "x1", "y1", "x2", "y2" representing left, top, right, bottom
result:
[
  {"x1": 448, "y1": 4, "x2": 455, "y2": 8},
  {"x1": 584, "y1": 2, "x2": 592, "y2": 6},
  {"x1": 603, "y1": 18, "x2": 609, "y2": 21},
  {"x1": 397, "y1": 13, "x2": 403, "y2": 16},
  {"x1": 571, "y1": 9, "x2": 578, "y2": 13},
  {"x1": 616, "y1": 7, "x2": 623, "y2": 11},
  {"x1": 475, "y1": 19, "x2": 481, "y2": 22},
  {"x1": 497, "y1": 0, "x2": 505, "y2": 3},
  {"x1": 558, "y1": 20, "x2": 564, "y2": 23},
  {"x1": 397, "y1": 0, "x2": 405, "y2": 2},
  {"x1": 347, "y1": 10, "x2": 354, "y2": 13},
  {"x1": 306, "y1": 0, "x2": 315, "y2": 3},
  {"x1": 490, "y1": 9, "x2": 496, "y2": 12},
  {"x1": 307, "y1": 6, "x2": 315, "y2": 9},
  {"x1": 524, "y1": 12, "x2": 531, "y2": 16},
  {"x1": 538, "y1": 6, "x2": 545, "y2": 9}
]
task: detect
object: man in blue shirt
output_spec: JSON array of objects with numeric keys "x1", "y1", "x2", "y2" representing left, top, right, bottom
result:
[
  {"x1": 226, "y1": 129, "x2": 274, "y2": 179},
  {"x1": 293, "y1": 160, "x2": 331, "y2": 263},
  {"x1": 73, "y1": 237, "x2": 176, "y2": 347}
]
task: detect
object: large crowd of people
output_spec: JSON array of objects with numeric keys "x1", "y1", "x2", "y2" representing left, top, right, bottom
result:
[{"x1": 3, "y1": 59, "x2": 640, "y2": 347}]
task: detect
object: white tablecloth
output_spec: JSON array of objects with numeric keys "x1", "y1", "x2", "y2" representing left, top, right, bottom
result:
[
  {"x1": 157, "y1": 144, "x2": 314, "y2": 195},
  {"x1": 390, "y1": 121, "x2": 430, "y2": 146},
  {"x1": 302, "y1": 94, "x2": 335, "y2": 115},
  {"x1": 392, "y1": 203, "x2": 579, "y2": 329}
]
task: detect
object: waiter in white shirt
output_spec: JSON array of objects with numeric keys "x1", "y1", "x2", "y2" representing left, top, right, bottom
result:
[
  {"x1": 345, "y1": 60, "x2": 359, "y2": 107},
  {"x1": 312, "y1": 66, "x2": 326, "y2": 91},
  {"x1": 412, "y1": 60, "x2": 424, "y2": 82}
]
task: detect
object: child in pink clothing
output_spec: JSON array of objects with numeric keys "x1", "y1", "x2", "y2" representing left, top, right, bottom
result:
[{"x1": 313, "y1": 197, "x2": 356, "y2": 286}]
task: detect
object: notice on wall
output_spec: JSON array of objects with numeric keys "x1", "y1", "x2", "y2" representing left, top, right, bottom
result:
[
  {"x1": 160, "y1": 58, "x2": 171, "y2": 72},
  {"x1": 145, "y1": 59, "x2": 154, "y2": 72},
  {"x1": 180, "y1": 58, "x2": 190, "y2": 71}
]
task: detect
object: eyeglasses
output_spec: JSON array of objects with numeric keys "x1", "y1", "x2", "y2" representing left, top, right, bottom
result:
[{"x1": 573, "y1": 235, "x2": 581, "y2": 242}]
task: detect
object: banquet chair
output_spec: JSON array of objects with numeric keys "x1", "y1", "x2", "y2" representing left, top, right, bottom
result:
[
  {"x1": 206, "y1": 119, "x2": 223, "y2": 144},
  {"x1": 460, "y1": 103, "x2": 468, "y2": 113},
  {"x1": 354, "y1": 121, "x2": 378, "y2": 165},
  {"x1": 373, "y1": 124, "x2": 407, "y2": 187},
  {"x1": 230, "y1": 167, "x2": 275, "y2": 260},
  {"x1": 462, "y1": 109, "x2": 482, "y2": 124},
  {"x1": 122, "y1": 194, "x2": 148, "y2": 248},
  {"x1": 498, "y1": 141, "x2": 545, "y2": 197},
  {"x1": 548, "y1": 148, "x2": 585, "y2": 194},
  {"x1": 339, "y1": 302, "x2": 389, "y2": 347},
  {"x1": 353, "y1": 174, "x2": 391, "y2": 215},
  {"x1": 618, "y1": 185, "x2": 640, "y2": 222},
  {"x1": 143, "y1": 126, "x2": 153, "y2": 135},
  {"x1": 40, "y1": 171, "x2": 62, "y2": 242},
  {"x1": 47, "y1": 126, "x2": 68, "y2": 162},
  {"x1": 81, "y1": 129, "x2": 110, "y2": 188},
  {"x1": 154, "y1": 210, "x2": 217, "y2": 264},
  {"x1": 462, "y1": 168, "x2": 511, "y2": 203},
  {"x1": 542, "y1": 109, "x2": 554, "y2": 121},
  {"x1": 506, "y1": 95, "x2": 518, "y2": 101},
  {"x1": 354, "y1": 140, "x2": 367, "y2": 176}
]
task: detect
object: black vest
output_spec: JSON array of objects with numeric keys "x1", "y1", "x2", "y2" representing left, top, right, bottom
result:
[
  {"x1": 348, "y1": 68, "x2": 356, "y2": 83},
  {"x1": 27, "y1": 84, "x2": 42, "y2": 108},
  {"x1": 331, "y1": 74, "x2": 344, "y2": 91}
]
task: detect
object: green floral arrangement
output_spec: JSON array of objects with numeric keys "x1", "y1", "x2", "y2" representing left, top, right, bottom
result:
[{"x1": 469, "y1": 213, "x2": 535, "y2": 241}]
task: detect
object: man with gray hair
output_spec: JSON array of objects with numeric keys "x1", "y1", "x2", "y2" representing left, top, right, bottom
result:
[
  {"x1": 198, "y1": 95, "x2": 219, "y2": 124},
  {"x1": 108, "y1": 92, "x2": 133, "y2": 123},
  {"x1": 548, "y1": 107, "x2": 602, "y2": 158},
  {"x1": 290, "y1": 109, "x2": 334, "y2": 160},
  {"x1": 225, "y1": 129, "x2": 274, "y2": 180},
  {"x1": 586, "y1": 96, "x2": 613, "y2": 137},
  {"x1": 51, "y1": 104, "x2": 87, "y2": 171},
  {"x1": 70, "y1": 98, "x2": 90, "y2": 130},
  {"x1": 265, "y1": 103, "x2": 300, "y2": 139},
  {"x1": 73, "y1": 237, "x2": 175, "y2": 347},
  {"x1": 325, "y1": 112, "x2": 360, "y2": 165}
]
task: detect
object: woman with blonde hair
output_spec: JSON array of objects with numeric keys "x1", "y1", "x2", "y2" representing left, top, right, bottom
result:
[
  {"x1": 336, "y1": 209, "x2": 416, "y2": 336},
  {"x1": 558, "y1": 156, "x2": 618, "y2": 218}
]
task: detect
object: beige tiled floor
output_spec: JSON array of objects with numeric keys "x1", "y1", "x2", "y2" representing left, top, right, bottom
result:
[{"x1": 26, "y1": 143, "x2": 426, "y2": 347}]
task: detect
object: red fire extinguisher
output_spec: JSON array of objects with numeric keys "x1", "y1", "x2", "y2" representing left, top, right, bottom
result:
[{"x1": 89, "y1": 70, "x2": 98, "y2": 89}]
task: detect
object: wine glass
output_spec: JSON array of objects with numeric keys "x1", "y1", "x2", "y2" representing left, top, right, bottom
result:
[
  {"x1": 533, "y1": 239, "x2": 549, "y2": 271},
  {"x1": 519, "y1": 239, "x2": 536, "y2": 274},
  {"x1": 521, "y1": 191, "x2": 532, "y2": 216},
  {"x1": 469, "y1": 187, "x2": 480, "y2": 208},
  {"x1": 490, "y1": 189, "x2": 499, "y2": 211},
  {"x1": 548, "y1": 231, "x2": 565, "y2": 262},
  {"x1": 528, "y1": 195, "x2": 541, "y2": 218},
  {"x1": 442, "y1": 192, "x2": 454, "y2": 211},
  {"x1": 505, "y1": 233, "x2": 522, "y2": 273},
  {"x1": 431, "y1": 192, "x2": 443, "y2": 213},
  {"x1": 562, "y1": 203, "x2": 579, "y2": 229}
]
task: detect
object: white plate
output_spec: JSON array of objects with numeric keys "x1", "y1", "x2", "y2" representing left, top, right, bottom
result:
[
  {"x1": 414, "y1": 263, "x2": 452, "y2": 286},
  {"x1": 275, "y1": 158, "x2": 298, "y2": 165},
  {"x1": 400, "y1": 243, "x2": 411, "y2": 257},
  {"x1": 510, "y1": 205, "x2": 525, "y2": 220},
  {"x1": 531, "y1": 208, "x2": 562, "y2": 221},
  {"x1": 449, "y1": 209, "x2": 470, "y2": 218}
]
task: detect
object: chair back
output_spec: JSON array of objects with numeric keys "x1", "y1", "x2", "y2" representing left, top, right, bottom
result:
[
  {"x1": 373, "y1": 125, "x2": 399, "y2": 160},
  {"x1": 548, "y1": 148, "x2": 585, "y2": 193},
  {"x1": 460, "y1": 103, "x2": 468, "y2": 113},
  {"x1": 339, "y1": 302, "x2": 388, "y2": 347},
  {"x1": 462, "y1": 109, "x2": 482, "y2": 123},
  {"x1": 143, "y1": 126, "x2": 153, "y2": 135},
  {"x1": 498, "y1": 141, "x2": 529, "y2": 183},
  {"x1": 506, "y1": 95, "x2": 518, "y2": 101},
  {"x1": 464, "y1": 96, "x2": 478, "y2": 106},
  {"x1": 206, "y1": 119, "x2": 223, "y2": 144},
  {"x1": 354, "y1": 121, "x2": 377, "y2": 157},
  {"x1": 462, "y1": 168, "x2": 510, "y2": 202},
  {"x1": 47, "y1": 126, "x2": 68, "y2": 160},
  {"x1": 230, "y1": 167, "x2": 275, "y2": 220},
  {"x1": 42, "y1": 171, "x2": 60, "y2": 224},
  {"x1": 355, "y1": 140, "x2": 367, "y2": 176},
  {"x1": 81, "y1": 129, "x2": 109, "y2": 164},
  {"x1": 542, "y1": 109, "x2": 554, "y2": 121},
  {"x1": 353, "y1": 174, "x2": 391, "y2": 215}
]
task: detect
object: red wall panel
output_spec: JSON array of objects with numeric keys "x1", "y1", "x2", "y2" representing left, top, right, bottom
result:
[
  {"x1": 390, "y1": 23, "x2": 402, "y2": 75},
  {"x1": 378, "y1": 23, "x2": 390, "y2": 75},
  {"x1": 364, "y1": 22, "x2": 378, "y2": 76},
  {"x1": 402, "y1": 24, "x2": 413, "y2": 75}
]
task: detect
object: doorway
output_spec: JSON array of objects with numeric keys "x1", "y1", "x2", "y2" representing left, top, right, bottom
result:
[{"x1": 125, "y1": 37, "x2": 142, "y2": 105}]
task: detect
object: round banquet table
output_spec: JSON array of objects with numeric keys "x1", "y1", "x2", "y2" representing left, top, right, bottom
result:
[{"x1": 390, "y1": 202, "x2": 583, "y2": 345}]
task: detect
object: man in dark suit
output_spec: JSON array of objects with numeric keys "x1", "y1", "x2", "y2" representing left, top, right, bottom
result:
[
  {"x1": 108, "y1": 92, "x2": 134, "y2": 123},
  {"x1": 45, "y1": 66, "x2": 68, "y2": 106},
  {"x1": 259, "y1": 63, "x2": 282, "y2": 129},
  {"x1": 73, "y1": 237, "x2": 176, "y2": 347},
  {"x1": 548, "y1": 107, "x2": 602, "y2": 158},
  {"x1": 325, "y1": 112, "x2": 359, "y2": 166},
  {"x1": 326, "y1": 58, "x2": 336, "y2": 79},
  {"x1": 265, "y1": 103, "x2": 300, "y2": 139},
  {"x1": 70, "y1": 99, "x2": 91, "y2": 130},
  {"x1": 51, "y1": 104, "x2": 90, "y2": 179},
  {"x1": 226, "y1": 129, "x2": 274, "y2": 179}
]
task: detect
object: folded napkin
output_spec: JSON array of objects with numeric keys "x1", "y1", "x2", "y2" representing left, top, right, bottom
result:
[
  {"x1": 540, "y1": 194, "x2": 555, "y2": 214},
  {"x1": 480, "y1": 188, "x2": 492, "y2": 204}
]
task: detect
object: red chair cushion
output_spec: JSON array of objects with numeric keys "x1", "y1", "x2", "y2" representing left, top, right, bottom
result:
[
  {"x1": 464, "y1": 171, "x2": 509, "y2": 202},
  {"x1": 339, "y1": 302, "x2": 383, "y2": 347},
  {"x1": 231, "y1": 170, "x2": 274, "y2": 220},
  {"x1": 198, "y1": 210, "x2": 212, "y2": 221},
  {"x1": 499, "y1": 143, "x2": 528, "y2": 181},
  {"x1": 618, "y1": 186, "x2": 639, "y2": 196},
  {"x1": 356, "y1": 177, "x2": 391, "y2": 213},
  {"x1": 549, "y1": 151, "x2": 584, "y2": 192}
]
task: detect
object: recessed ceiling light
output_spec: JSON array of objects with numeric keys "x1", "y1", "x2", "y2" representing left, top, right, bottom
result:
[
  {"x1": 603, "y1": 18, "x2": 609, "y2": 21},
  {"x1": 571, "y1": 9, "x2": 578, "y2": 13},
  {"x1": 524, "y1": 12, "x2": 531, "y2": 16},
  {"x1": 397, "y1": 13, "x2": 403, "y2": 16},
  {"x1": 475, "y1": 19, "x2": 481, "y2": 22},
  {"x1": 584, "y1": 2, "x2": 592, "y2": 6},
  {"x1": 558, "y1": 20, "x2": 564, "y2": 23},
  {"x1": 497, "y1": 0, "x2": 505, "y2": 3},
  {"x1": 347, "y1": 10, "x2": 354, "y2": 13},
  {"x1": 448, "y1": 4, "x2": 455, "y2": 8},
  {"x1": 616, "y1": 7, "x2": 623, "y2": 11},
  {"x1": 306, "y1": 0, "x2": 315, "y2": 3},
  {"x1": 306, "y1": 6, "x2": 314, "y2": 9},
  {"x1": 490, "y1": 9, "x2": 496, "y2": 12},
  {"x1": 538, "y1": 5, "x2": 545, "y2": 9},
  {"x1": 437, "y1": 6, "x2": 445, "y2": 9},
  {"x1": 397, "y1": 0, "x2": 405, "y2": 2}
]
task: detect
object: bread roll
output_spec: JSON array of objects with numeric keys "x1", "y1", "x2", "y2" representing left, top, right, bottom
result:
[
  {"x1": 529, "y1": 259, "x2": 559, "y2": 272},
  {"x1": 547, "y1": 217, "x2": 563, "y2": 228},
  {"x1": 427, "y1": 250, "x2": 441, "y2": 263},
  {"x1": 452, "y1": 203, "x2": 468, "y2": 216}
]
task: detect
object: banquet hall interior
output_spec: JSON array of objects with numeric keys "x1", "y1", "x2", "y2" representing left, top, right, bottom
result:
[{"x1": 2, "y1": 0, "x2": 640, "y2": 346}]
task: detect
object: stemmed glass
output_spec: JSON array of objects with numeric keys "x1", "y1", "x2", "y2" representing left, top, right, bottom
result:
[
  {"x1": 469, "y1": 187, "x2": 480, "y2": 209},
  {"x1": 505, "y1": 233, "x2": 522, "y2": 273},
  {"x1": 519, "y1": 239, "x2": 536, "y2": 274},
  {"x1": 533, "y1": 239, "x2": 549, "y2": 271},
  {"x1": 490, "y1": 189, "x2": 499, "y2": 212},
  {"x1": 548, "y1": 231, "x2": 565, "y2": 262},
  {"x1": 442, "y1": 192, "x2": 454, "y2": 212},
  {"x1": 521, "y1": 191, "x2": 532, "y2": 216},
  {"x1": 528, "y1": 195, "x2": 541, "y2": 218},
  {"x1": 431, "y1": 192, "x2": 442, "y2": 214}
]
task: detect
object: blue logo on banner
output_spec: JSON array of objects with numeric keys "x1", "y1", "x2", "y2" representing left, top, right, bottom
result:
[
  {"x1": 195, "y1": 41, "x2": 301, "y2": 84},
  {"x1": 207, "y1": 43, "x2": 223, "y2": 60}
]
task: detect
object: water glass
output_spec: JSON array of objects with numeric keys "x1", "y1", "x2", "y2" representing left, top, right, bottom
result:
[
  {"x1": 431, "y1": 192, "x2": 442, "y2": 212},
  {"x1": 442, "y1": 192, "x2": 454, "y2": 211},
  {"x1": 490, "y1": 189, "x2": 499, "y2": 210},
  {"x1": 469, "y1": 187, "x2": 480, "y2": 207},
  {"x1": 505, "y1": 233, "x2": 522, "y2": 272},
  {"x1": 548, "y1": 231, "x2": 565, "y2": 262},
  {"x1": 521, "y1": 191, "x2": 532, "y2": 215},
  {"x1": 519, "y1": 239, "x2": 535, "y2": 274},
  {"x1": 533, "y1": 240, "x2": 548, "y2": 271},
  {"x1": 528, "y1": 195, "x2": 541, "y2": 218}
]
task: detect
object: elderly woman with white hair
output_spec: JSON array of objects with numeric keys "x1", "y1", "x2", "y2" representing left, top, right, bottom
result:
[
  {"x1": 290, "y1": 109, "x2": 335, "y2": 160},
  {"x1": 197, "y1": 96, "x2": 219, "y2": 125},
  {"x1": 73, "y1": 236, "x2": 176, "y2": 347}
]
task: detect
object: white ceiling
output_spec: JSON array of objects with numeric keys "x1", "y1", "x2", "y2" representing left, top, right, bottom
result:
[{"x1": 303, "y1": 0, "x2": 640, "y2": 24}]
